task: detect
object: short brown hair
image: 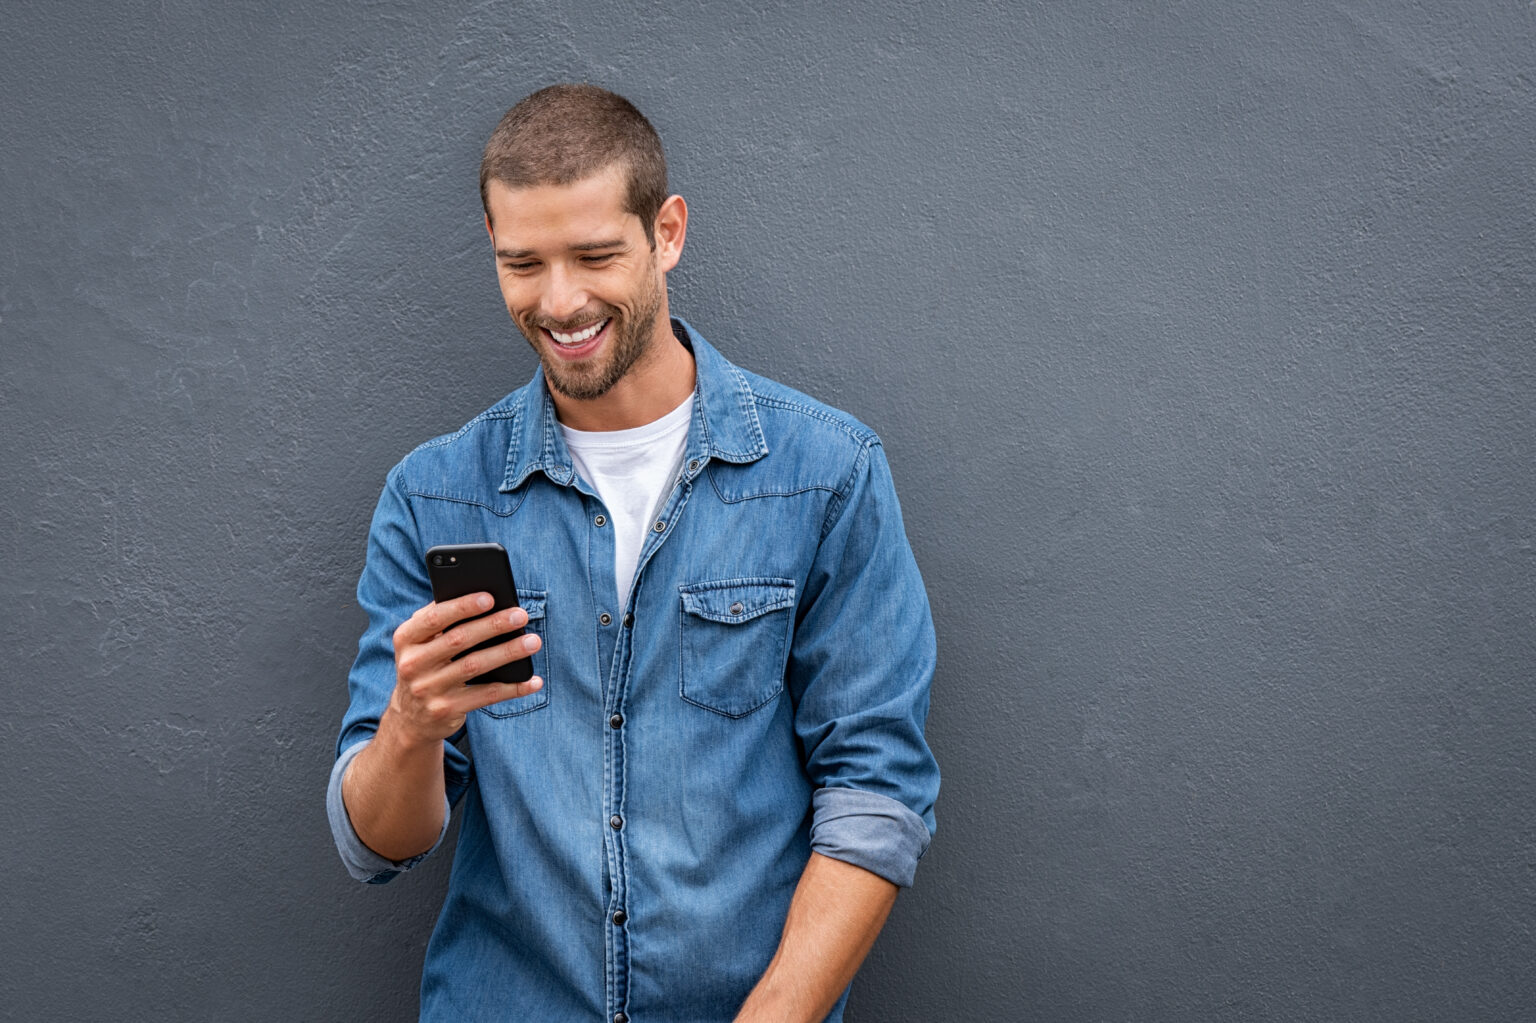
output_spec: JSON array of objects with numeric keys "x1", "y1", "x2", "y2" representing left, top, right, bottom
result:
[{"x1": 480, "y1": 84, "x2": 669, "y2": 245}]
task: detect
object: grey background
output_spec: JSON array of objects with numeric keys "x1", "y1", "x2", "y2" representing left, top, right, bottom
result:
[{"x1": 4, "y1": 1, "x2": 1533, "y2": 1020}]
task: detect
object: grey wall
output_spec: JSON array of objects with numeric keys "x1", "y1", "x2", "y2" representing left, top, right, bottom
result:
[{"x1": 4, "y1": 2, "x2": 1533, "y2": 1020}]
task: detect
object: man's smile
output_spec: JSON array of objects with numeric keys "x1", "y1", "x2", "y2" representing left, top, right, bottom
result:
[
  {"x1": 546, "y1": 318, "x2": 611, "y2": 347},
  {"x1": 535, "y1": 316, "x2": 615, "y2": 363}
]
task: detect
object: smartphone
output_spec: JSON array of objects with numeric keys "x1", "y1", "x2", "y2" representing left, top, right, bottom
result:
[{"x1": 423, "y1": 542, "x2": 532, "y2": 685}]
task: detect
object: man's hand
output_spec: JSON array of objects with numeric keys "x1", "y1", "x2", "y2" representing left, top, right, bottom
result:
[
  {"x1": 386, "y1": 591, "x2": 544, "y2": 745},
  {"x1": 341, "y1": 592, "x2": 543, "y2": 862}
]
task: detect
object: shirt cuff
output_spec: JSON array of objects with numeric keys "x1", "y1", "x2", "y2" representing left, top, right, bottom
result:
[
  {"x1": 809, "y1": 787, "x2": 932, "y2": 888},
  {"x1": 327, "y1": 739, "x2": 452, "y2": 884}
]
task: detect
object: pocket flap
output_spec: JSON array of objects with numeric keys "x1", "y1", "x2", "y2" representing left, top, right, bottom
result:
[
  {"x1": 679, "y1": 578, "x2": 795, "y2": 624},
  {"x1": 516, "y1": 589, "x2": 547, "y2": 620}
]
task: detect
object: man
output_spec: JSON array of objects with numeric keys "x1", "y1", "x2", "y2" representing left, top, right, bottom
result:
[{"x1": 328, "y1": 84, "x2": 939, "y2": 1022}]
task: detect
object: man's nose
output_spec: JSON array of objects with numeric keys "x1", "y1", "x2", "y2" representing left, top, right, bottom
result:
[{"x1": 541, "y1": 266, "x2": 589, "y2": 322}]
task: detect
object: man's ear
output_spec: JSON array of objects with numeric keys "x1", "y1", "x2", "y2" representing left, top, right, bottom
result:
[
  {"x1": 653, "y1": 195, "x2": 688, "y2": 273},
  {"x1": 485, "y1": 213, "x2": 494, "y2": 240}
]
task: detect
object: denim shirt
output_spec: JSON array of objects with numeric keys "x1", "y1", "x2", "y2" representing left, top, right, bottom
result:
[{"x1": 328, "y1": 320, "x2": 939, "y2": 1022}]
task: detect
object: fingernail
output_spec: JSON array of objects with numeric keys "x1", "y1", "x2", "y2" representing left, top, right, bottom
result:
[
  {"x1": 527, "y1": 677, "x2": 543, "y2": 690},
  {"x1": 477, "y1": 594, "x2": 493, "y2": 610}
]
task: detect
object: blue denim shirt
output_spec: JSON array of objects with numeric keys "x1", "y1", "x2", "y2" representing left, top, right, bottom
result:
[{"x1": 328, "y1": 320, "x2": 939, "y2": 1021}]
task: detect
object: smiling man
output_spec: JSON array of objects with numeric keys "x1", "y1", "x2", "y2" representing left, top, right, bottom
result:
[{"x1": 328, "y1": 85, "x2": 939, "y2": 1023}]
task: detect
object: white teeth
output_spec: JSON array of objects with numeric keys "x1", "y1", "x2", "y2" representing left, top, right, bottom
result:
[{"x1": 549, "y1": 320, "x2": 608, "y2": 345}]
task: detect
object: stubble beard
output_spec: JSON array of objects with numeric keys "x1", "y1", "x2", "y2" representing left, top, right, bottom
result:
[{"x1": 520, "y1": 265, "x2": 665, "y2": 402}]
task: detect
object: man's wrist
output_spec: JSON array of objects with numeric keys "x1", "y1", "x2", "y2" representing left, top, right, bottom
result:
[
  {"x1": 373, "y1": 703, "x2": 447, "y2": 760},
  {"x1": 734, "y1": 978, "x2": 813, "y2": 1023}
]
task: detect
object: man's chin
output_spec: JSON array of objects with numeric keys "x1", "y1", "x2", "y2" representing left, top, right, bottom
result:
[{"x1": 541, "y1": 358, "x2": 617, "y2": 402}]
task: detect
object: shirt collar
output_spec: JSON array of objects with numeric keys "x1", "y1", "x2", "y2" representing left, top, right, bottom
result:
[{"x1": 499, "y1": 317, "x2": 767, "y2": 493}]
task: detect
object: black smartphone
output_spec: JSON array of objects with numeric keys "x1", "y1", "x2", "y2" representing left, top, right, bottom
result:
[{"x1": 423, "y1": 542, "x2": 532, "y2": 685}]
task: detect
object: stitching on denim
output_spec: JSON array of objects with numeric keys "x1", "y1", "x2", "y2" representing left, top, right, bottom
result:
[
  {"x1": 818, "y1": 438, "x2": 877, "y2": 543},
  {"x1": 678, "y1": 576, "x2": 796, "y2": 592},
  {"x1": 478, "y1": 588, "x2": 549, "y2": 719},
  {"x1": 409, "y1": 406, "x2": 519, "y2": 453},
  {"x1": 606, "y1": 557, "x2": 630, "y2": 1013},
  {"x1": 499, "y1": 388, "x2": 536, "y2": 491},
  {"x1": 401, "y1": 489, "x2": 529, "y2": 517},
  {"x1": 676, "y1": 593, "x2": 787, "y2": 720},
  {"x1": 750, "y1": 394, "x2": 877, "y2": 445},
  {"x1": 679, "y1": 579, "x2": 796, "y2": 623},
  {"x1": 697, "y1": 358, "x2": 767, "y2": 461},
  {"x1": 706, "y1": 472, "x2": 844, "y2": 504}
]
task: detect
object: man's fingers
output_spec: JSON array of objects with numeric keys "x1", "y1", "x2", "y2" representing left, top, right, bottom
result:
[
  {"x1": 398, "y1": 595, "x2": 531, "y2": 659},
  {"x1": 436, "y1": 606, "x2": 531, "y2": 660},
  {"x1": 395, "y1": 592, "x2": 496, "y2": 647},
  {"x1": 462, "y1": 675, "x2": 545, "y2": 712},
  {"x1": 449, "y1": 630, "x2": 541, "y2": 684}
]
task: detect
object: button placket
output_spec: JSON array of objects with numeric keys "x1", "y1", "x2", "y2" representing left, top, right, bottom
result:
[{"x1": 602, "y1": 473, "x2": 691, "y2": 1021}]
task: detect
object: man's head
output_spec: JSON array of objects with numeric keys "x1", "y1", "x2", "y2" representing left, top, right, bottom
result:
[
  {"x1": 481, "y1": 86, "x2": 690, "y2": 422},
  {"x1": 480, "y1": 84, "x2": 668, "y2": 246}
]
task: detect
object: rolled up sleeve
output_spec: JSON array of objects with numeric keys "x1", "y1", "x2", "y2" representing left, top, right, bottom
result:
[
  {"x1": 327, "y1": 739, "x2": 454, "y2": 884},
  {"x1": 809, "y1": 787, "x2": 932, "y2": 887},
  {"x1": 329, "y1": 468, "x2": 472, "y2": 883},
  {"x1": 790, "y1": 438, "x2": 939, "y2": 888}
]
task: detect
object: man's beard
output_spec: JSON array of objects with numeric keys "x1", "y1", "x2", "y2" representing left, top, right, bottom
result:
[{"x1": 519, "y1": 269, "x2": 664, "y2": 402}]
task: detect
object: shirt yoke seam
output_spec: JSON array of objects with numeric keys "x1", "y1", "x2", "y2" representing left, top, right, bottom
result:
[
  {"x1": 407, "y1": 405, "x2": 521, "y2": 455},
  {"x1": 750, "y1": 395, "x2": 877, "y2": 446},
  {"x1": 818, "y1": 437, "x2": 878, "y2": 541}
]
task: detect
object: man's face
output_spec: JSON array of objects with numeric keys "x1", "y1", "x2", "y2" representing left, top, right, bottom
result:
[{"x1": 484, "y1": 166, "x2": 671, "y2": 402}]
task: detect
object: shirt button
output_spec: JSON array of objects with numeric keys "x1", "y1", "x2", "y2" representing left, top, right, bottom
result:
[
  {"x1": 609, "y1": 713, "x2": 623, "y2": 729},
  {"x1": 599, "y1": 612, "x2": 612, "y2": 626},
  {"x1": 622, "y1": 612, "x2": 634, "y2": 628},
  {"x1": 610, "y1": 814, "x2": 623, "y2": 830},
  {"x1": 594, "y1": 514, "x2": 607, "y2": 527},
  {"x1": 614, "y1": 1014, "x2": 628, "y2": 1023},
  {"x1": 612, "y1": 909, "x2": 627, "y2": 925},
  {"x1": 729, "y1": 601, "x2": 744, "y2": 616},
  {"x1": 653, "y1": 520, "x2": 666, "y2": 532},
  {"x1": 688, "y1": 459, "x2": 699, "y2": 471}
]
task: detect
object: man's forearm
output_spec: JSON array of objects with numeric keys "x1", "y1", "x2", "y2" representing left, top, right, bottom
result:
[
  {"x1": 735, "y1": 852, "x2": 898, "y2": 1023},
  {"x1": 340, "y1": 712, "x2": 448, "y2": 862}
]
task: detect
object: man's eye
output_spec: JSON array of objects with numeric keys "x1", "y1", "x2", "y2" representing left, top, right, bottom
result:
[
  {"x1": 581, "y1": 253, "x2": 616, "y2": 265},
  {"x1": 504, "y1": 262, "x2": 537, "y2": 272}
]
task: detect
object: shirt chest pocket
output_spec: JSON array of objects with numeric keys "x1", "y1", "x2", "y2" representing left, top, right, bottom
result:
[
  {"x1": 678, "y1": 578, "x2": 796, "y2": 718},
  {"x1": 479, "y1": 590, "x2": 550, "y2": 719}
]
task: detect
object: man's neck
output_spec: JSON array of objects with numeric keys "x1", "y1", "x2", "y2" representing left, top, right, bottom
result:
[{"x1": 548, "y1": 316, "x2": 696, "y2": 432}]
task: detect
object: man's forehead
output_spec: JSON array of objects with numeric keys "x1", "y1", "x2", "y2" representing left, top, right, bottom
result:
[{"x1": 485, "y1": 170, "x2": 642, "y2": 246}]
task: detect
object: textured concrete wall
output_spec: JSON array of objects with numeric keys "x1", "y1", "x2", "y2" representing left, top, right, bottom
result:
[{"x1": 4, "y1": 2, "x2": 1533, "y2": 1020}]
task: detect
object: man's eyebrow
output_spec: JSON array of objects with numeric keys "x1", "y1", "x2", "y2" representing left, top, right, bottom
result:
[{"x1": 494, "y1": 239, "x2": 628, "y2": 260}]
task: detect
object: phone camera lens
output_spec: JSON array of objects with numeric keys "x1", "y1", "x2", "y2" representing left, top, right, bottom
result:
[{"x1": 432, "y1": 554, "x2": 443, "y2": 567}]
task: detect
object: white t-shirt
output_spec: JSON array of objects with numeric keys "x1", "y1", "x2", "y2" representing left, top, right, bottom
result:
[{"x1": 561, "y1": 392, "x2": 695, "y2": 609}]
